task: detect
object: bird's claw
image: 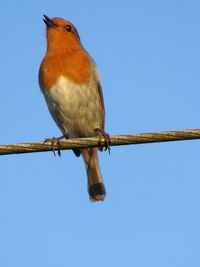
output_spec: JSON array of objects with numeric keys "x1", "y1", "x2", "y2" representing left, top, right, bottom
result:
[
  {"x1": 44, "y1": 137, "x2": 62, "y2": 157},
  {"x1": 94, "y1": 128, "x2": 111, "y2": 154}
]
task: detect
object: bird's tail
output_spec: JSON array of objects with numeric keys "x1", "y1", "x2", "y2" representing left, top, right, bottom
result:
[{"x1": 81, "y1": 148, "x2": 106, "y2": 201}]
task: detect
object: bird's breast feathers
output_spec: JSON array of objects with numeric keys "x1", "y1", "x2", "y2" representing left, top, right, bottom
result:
[{"x1": 42, "y1": 76, "x2": 104, "y2": 138}]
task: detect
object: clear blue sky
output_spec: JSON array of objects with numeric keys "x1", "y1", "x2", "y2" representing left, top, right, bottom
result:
[{"x1": 1, "y1": 0, "x2": 200, "y2": 266}]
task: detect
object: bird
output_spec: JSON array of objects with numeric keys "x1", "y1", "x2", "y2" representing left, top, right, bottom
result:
[{"x1": 39, "y1": 15, "x2": 109, "y2": 201}]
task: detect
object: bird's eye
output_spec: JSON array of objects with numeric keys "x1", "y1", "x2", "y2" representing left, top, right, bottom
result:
[{"x1": 66, "y1": 25, "x2": 72, "y2": 32}]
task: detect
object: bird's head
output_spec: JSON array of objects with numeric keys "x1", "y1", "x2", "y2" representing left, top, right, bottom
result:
[{"x1": 43, "y1": 15, "x2": 81, "y2": 52}]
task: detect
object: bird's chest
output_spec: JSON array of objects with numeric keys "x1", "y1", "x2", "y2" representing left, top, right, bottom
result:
[{"x1": 44, "y1": 76, "x2": 102, "y2": 137}]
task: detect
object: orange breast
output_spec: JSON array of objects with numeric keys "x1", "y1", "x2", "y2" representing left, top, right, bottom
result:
[{"x1": 39, "y1": 49, "x2": 91, "y2": 92}]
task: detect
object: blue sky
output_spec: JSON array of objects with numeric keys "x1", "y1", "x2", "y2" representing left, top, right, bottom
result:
[{"x1": 1, "y1": 0, "x2": 200, "y2": 266}]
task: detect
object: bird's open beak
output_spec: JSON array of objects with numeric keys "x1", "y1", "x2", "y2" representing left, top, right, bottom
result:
[{"x1": 43, "y1": 15, "x2": 57, "y2": 28}]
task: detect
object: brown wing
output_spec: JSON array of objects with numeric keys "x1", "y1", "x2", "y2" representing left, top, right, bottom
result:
[
  {"x1": 97, "y1": 81, "x2": 105, "y2": 130},
  {"x1": 73, "y1": 82, "x2": 105, "y2": 156}
]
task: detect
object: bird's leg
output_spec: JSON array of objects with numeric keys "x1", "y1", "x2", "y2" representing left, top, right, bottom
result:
[
  {"x1": 94, "y1": 128, "x2": 111, "y2": 154},
  {"x1": 44, "y1": 134, "x2": 69, "y2": 156}
]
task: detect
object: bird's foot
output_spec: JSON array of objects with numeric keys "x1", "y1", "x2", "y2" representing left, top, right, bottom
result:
[
  {"x1": 94, "y1": 128, "x2": 111, "y2": 154},
  {"x1": 44, "y1": 135, "x2": 68, "y2": 156}
]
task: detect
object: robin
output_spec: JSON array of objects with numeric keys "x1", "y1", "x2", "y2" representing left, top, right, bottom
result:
[{"x1": 39, "y1": 15, "x2": 109, "y2": 201}]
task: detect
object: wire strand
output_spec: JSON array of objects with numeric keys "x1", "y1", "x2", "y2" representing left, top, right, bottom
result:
[{"x1": 1, "y1": 128, "x2": 200, "y2": 156}]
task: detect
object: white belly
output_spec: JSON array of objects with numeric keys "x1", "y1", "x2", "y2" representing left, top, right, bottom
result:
[{"x1": 43, "y1": 76, "x2": 104, "y2": 138}]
